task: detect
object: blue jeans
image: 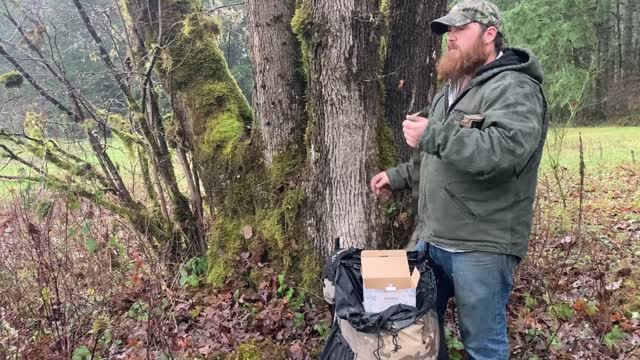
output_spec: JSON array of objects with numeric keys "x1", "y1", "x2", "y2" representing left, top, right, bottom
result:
[{"x1": 415, "y1": 241, "x2": 519, "y2": 360}]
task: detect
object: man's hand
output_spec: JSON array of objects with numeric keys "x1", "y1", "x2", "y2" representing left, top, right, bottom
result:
[
  {"x1": 370, "y1": 171, "x2": 392, "y2": 199},
  {"x1": 403, "y1": 114, "x2": 429, "y2": 148}
]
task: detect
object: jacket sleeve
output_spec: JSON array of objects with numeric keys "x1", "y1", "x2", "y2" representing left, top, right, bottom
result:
[
  {"x1": 386, "y1": 161, "x2": 413, "y2": 192},
  {"x1": 419, "y1": 74, "x2": 544, "y2": 178}
]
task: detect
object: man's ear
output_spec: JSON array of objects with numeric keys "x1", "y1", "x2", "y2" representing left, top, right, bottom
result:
[{"x1": 483, "y1": 26, "x2": 497, "y2": 44}]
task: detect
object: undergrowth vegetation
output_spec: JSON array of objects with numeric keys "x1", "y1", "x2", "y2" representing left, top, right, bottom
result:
[
  {"x1": 0, "y1": 187, "x2": 328, "y2": 358},
  {"x1": 1, "y1": 129, "x2": 639, "y2": 358}
]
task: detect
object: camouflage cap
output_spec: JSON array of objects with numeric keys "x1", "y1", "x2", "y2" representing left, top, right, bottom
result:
[{"x1": 431, "y1": 0, "x2": 502, "y2": 35}]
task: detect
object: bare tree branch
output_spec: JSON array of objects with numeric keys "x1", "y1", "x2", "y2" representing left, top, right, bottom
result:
[
  {"x1": 0, "y1": 44, "x2": 76, "y2": 118},
  {"x1": 70, "y1": 0, "x2": 137, "y2": 109},
  {"x1": 0, "y1": 143, "x2": 45, "y2": 175},
  {"x1": 1, "y1": 0, "x2": 66, "y2": 84},
  {"x1": 206, "y1": 1, "x2": 245, "y2": 13}
]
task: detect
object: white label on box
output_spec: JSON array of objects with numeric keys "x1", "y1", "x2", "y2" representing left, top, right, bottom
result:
[{"x1": 363, "y1": 287, "x2": 416, "y2": 313}]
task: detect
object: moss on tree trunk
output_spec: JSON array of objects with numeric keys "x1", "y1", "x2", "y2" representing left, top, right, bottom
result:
[{"x1": 123, "y1": 0, "x2": 318, "y2": 289}]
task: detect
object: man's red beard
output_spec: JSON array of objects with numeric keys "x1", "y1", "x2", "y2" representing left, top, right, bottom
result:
[{"x1": 437, "y1": 35, "x2": 489, "y2": 81}]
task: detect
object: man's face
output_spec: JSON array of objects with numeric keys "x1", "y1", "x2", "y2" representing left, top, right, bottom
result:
[{"x1": 437, "y1": 22, "x2": 492, "y2": 81}]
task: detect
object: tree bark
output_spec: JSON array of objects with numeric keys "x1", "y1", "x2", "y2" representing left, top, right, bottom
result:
[
  {"x1": 593, "y1": 0, "x2": 612, "y2": 119},
  {"x1": 305, "y1": 0, "x2": 385, "y2": 256},
  {"x1": 247, "y1": 0, "x2": 306, "y2": 166},
  {"x1": 122, "y1": 0, "x2": 252, "y2": 207},
  {"x1": 383, "y1": 0, "x2": 447, "y2": 163},
  {"x1": 622, "y1": 0, "x2": 635, "y2": 76},
  {"x1": 637, "y1": 7, "x2": 640, "y2": 70},
  {"x1": 119, "y1": 0, "x2": 231, "y2": 256},
  {"x1": 615, "y1": 0, "x2": 623, "y2": 81}
]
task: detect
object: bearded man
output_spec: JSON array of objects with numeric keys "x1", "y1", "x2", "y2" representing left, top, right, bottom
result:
[{"x1": 369, "y1": 1, "x2": 548, "y2": 359}]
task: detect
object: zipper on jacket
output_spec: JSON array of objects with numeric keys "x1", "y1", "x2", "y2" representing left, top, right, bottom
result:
[{"x1": 443, "y1": 84, "x2": 450, "y2": 118}]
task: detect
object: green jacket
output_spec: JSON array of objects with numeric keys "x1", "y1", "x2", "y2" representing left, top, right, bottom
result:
[{"x1": 386, "y1": 48, "x2": 548, "y2": 259}]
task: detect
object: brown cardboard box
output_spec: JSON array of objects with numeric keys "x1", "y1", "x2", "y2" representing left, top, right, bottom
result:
[{"x1": 361, "y1": 250, "x2": 421, "y2": 313}]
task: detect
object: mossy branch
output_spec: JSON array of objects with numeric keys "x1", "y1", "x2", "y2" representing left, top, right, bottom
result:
[
  {"x1": 0, "y1": 42, "x2": 136, "y2": 204},
  {"x1": 0, "y1": 44, "x2": 75, "y2": 118},
  {"x1": 1, "y1": 0, "x2": 66, "y2": 85},
  {"x1": 0, "y1": 144, "x2": 45, "y2": 176},
  {"x1": 0, "y1": 131, "x2": 115, "y2": 192},
  {"x1": 0, "y1": 70, "x2": 22, "y2": 88},
  {"x1": 0, "y1": 172, "x2": 164, "y2": 248},
  {"x1": 0, "y1": 6, "x2": 136, "y2": 203}
]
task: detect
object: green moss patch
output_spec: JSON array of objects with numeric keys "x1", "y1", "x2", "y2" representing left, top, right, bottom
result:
[{"x1": 0, "y1": 70, "x2": 23, "y2": 88}]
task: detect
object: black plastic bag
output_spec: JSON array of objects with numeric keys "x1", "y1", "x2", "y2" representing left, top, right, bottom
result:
[
  {"x1": 333, "y1": 249, "x2": 436, "y2": 331},
  {"x1": 321, "y1": 248, "x2": 437, "y2": 358}
]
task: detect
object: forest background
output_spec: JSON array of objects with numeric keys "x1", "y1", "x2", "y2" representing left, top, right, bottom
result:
[{"x1": 0, "y1": 0, "x2": 639, "y2": 358}]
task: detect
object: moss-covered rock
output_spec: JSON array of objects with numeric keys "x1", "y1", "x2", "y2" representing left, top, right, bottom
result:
[{"x1": 230, "y1": 343, "x2": 261, "y2": 360}]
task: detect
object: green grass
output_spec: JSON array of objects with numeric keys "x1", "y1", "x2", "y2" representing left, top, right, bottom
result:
[
  {"x1": 541, "y1": 126, "x2": 640, "y2": 172},
  {"x1": 2, "y1": 127, "x2": 638, "y2": 199}
]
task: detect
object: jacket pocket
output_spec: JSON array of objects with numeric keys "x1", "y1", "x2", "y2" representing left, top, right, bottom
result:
[
  {"x1": 444, "y1": 186, "x2": 477, "y2": 220},
  {"x1": 460, "y1": 114, "x2": 485, "y2": 129},
  {"x1": 447, "y1": 109, "x2": 485, "y2": 129},
  {"x1": 426, "y1": 180, "x2": 477, "y2": 240}
]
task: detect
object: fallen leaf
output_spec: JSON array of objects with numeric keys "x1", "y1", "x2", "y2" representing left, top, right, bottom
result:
[
  {"x1": 175, "y1": 335, "x2": 192, "y2": 349},
  {"x1": 606, "y1": 278, "x2": 623, "y2": 291},
  {"x1": 242, "y1": 225, "x2": 253, "y2": 239},
  {"x1": 560, "y1": 235, "x2": 574, "y2": 244},
  {"x1": 611, "y1": 312, "x2": 624, "y2": 323},
  {"x1": 198, "y1": 345, "x2": 213, "y2": 355},
  {"x1": 621, "y1": 320, "x2": 637, "y2": 332},
  {"x1": 289, "y1": 342, "x2": 304, "y2": 360}
]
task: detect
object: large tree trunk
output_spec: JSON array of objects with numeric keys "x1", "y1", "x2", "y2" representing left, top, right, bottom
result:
[
  {"x1": 622, "y1": 0, "x2": 635, "y2": 76},
  {"x1": 593, "y1": 0, "x2": 612, "y2": 120},
  {"x1": 379, "y1": 0, "x2": 447, "y2": 247},
  {"x1": 247, "y1": 0, "x2": 306, "y2": 165},
  {"x1": 303, "y1": 0, "x2": 386, "y2": 256},
  {"x1": 637, "y1": 7, "x2": 640, "y2": 70},
  {"x1": 615, "y1": 0, "x2": 623, "y2": 82},
  {"x1": 382, "y1": 0, "x2": 447, "y2": 163}
]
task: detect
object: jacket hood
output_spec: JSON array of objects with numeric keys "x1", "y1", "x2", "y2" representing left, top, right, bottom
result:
[{"x1": 472, "y1": 47, "x2": 544, "y2": 85}]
